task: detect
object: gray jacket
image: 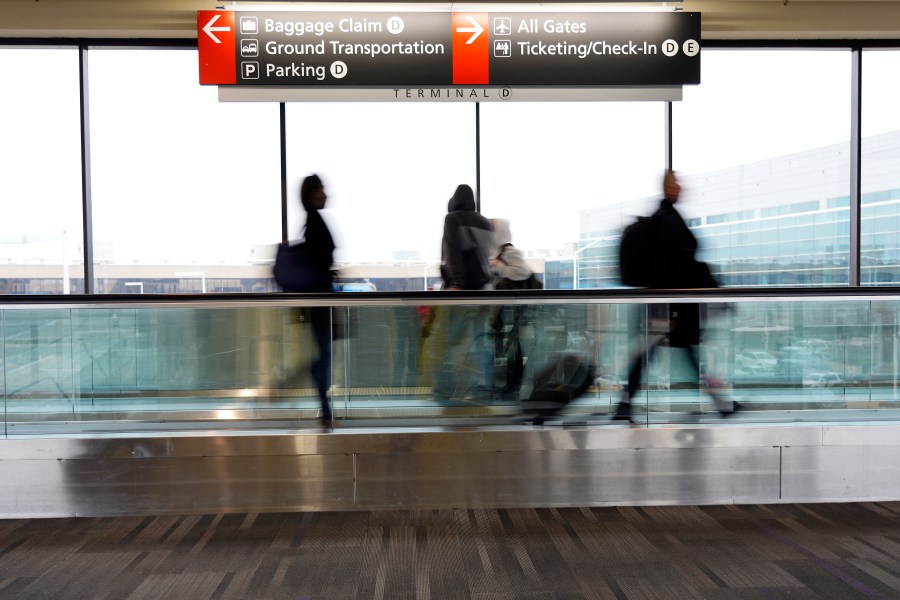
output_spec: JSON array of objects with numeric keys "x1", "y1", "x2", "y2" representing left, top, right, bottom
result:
[{"x1": 441, "y1": 185, "x2": 493, "y2": 290}]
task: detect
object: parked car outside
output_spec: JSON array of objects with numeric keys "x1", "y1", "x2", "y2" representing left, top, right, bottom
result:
[
  {"x1": 594, "y1": 374, "x2": 625, "y2": 391},
  {"x1": 803, "y1": 371, "x2": 845, "y2": 387},
  {"x1": 736, "y1": 350, "x2": 778, "y2": 370}
]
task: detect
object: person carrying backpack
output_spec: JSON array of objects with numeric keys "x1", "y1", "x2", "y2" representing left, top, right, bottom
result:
[
  {"x1": 440, "y1": 184, "x2": 493, "y2": 291},
  {"x1": 488, "y1": 219, "x2": 541, "y2": 398},
  {"x1": 431, "y1": 184, "x2": 494, "y2": 402},
  {"x1": 490, "y1": 218, "x2": 542, "y2": 290},
  {"x1": 298, "y1": 174, "x2": 336, "y2": 428},
  {"x1": 614, "y1": 170, "x2": 741, "y2": 422}
]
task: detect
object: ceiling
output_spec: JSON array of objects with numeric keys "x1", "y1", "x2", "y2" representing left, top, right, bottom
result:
[{"x1": 1, "y1": 1, "x2": 900, "y2": 41}]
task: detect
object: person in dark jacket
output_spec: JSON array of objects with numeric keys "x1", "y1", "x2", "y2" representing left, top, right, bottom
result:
[
  {"x1": 614, "y1": 170, "x2": 741, "y2": 422},
  {"x1": 431, "y1": 184, "x2": 494, "y2": 402},
  {"x1": 440, "y1": 184, "x2": 493, "y2": 291},
  {"x1": 299, "y1": 174, "x2": 335, "y2": 427},
  {"x1": 299, "y1": 174, "x2": 335, "y2": 293}
]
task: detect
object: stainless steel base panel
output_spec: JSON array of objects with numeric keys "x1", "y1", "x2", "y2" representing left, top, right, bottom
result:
[{"x1": 1, "y1": 424, "x2": 899, "y2": 518}]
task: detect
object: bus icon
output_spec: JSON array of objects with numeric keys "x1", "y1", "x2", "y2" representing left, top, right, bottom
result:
[{"x1": 241, "y1": 39, "x2": 258, "y2": 57}]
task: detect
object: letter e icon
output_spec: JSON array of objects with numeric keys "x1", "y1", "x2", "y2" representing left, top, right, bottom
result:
[{"x1": 683, "y1": 39, "x2": 699, "y2": 57}]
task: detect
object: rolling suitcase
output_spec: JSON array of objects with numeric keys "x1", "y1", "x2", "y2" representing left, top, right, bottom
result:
[{"x1": 521, "y1": 354, "x2": 595, "y2": 424}]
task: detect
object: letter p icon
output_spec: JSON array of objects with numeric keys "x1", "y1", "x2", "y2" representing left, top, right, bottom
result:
[{"x1": 242, "y1": 62, "x2": 259, "y2": 79}]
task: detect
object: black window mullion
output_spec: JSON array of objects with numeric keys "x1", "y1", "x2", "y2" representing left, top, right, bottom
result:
[
  {"x1": 79, "y1": 45, "x2": 94, "y2": 294},
  {"x1": 280, "y1": 102, "x2": 288, "y2": 244},
  {"x1": 475, "y1": 102, "x2": 481, "y2": 213},
  {"x1": 849, "y1": 47, "x2": 862, "y2": 287},
  {"x1": 665, "y1": 100, "x2": 673, "y2": 171}
]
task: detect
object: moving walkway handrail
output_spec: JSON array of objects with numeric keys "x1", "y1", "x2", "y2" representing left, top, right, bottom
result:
[{"x1": 3, "y1": 285, "x2": 900, "y2": 309}]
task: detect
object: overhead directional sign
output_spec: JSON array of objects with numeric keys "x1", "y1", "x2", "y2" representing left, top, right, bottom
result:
[{"x1": 198, "y1": 10, "x2": 700, "y2": 87}]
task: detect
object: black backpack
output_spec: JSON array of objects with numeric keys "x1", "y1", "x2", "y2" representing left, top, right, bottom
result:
[
  {"x1": 495, "y1": 273, "x2": 542, "y2": 290},
  {"x1": 441, "y1": 247, "x2": 491, "y2": 290},
  {"x1": 618, "y1": 215, "x2": 659, "y2": 287},
  {"x1": 462, "y1": 247, "x2": 491, "y2": 290},
  {"x1": 272, "y1": 242, "x2": 330, "y2": 292}
]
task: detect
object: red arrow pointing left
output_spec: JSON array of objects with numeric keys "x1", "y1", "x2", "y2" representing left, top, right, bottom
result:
[
  {"x1": 198, "y1": 11, "x2": 236, "y2": 85},
  {"x1": 203, "y1": 14, "x2": 231, "y2": 44}
]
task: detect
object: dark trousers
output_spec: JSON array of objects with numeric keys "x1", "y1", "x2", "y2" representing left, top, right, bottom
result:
[
  {"x1": 618, "y1": 303, "x2": 729, "y2": 415},
  {"x1": 309, "y1": 306, "x2": 332, "y2": 416},
  {"x1": 624, "y1": 338, "x2": 701, "y2": 399}
]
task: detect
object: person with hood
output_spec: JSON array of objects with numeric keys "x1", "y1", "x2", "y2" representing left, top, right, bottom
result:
[
  {"x1": 299, "y1": 174, "x2": 336, "y2": 428},
  {"x1": 489, "y1": 218, "x2": 540, "y2": 398},
  {"x1": 440, "y1": 184, "x2": 493, "y2": 291},
  {"x1": 490, "y1": 218, "x2": 540, "y2": 290},
  {"x1": 431, "y1": 184, "x2": 494, "y2": 402}
]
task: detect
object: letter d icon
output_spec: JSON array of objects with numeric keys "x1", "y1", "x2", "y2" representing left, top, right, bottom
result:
[
  {"x1": 330, "y1": 61, "x2": 348, "y2": 79},
  {"x1": 662, "y1": 40, "x2": 678, "y2": 57}
]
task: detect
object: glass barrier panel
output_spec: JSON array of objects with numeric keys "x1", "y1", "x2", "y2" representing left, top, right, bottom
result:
[
  {"x1": 5, "y1": 309, "x2": 77, "y2": 425},
  {"x1": 2, "y1": 295, "x2": 900, "y2": 436}
]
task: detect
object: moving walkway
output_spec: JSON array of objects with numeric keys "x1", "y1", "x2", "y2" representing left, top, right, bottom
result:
[{"x1": 1, "y1": 289, "x2": 899, "y2": 516}]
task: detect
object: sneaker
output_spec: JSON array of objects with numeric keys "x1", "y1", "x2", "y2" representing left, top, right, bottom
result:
[
  {"x1": 612, "y1": 402, "x2": 633, "y2": 422},
  {"x1": 320, "y1": 405, "x2": 333, "y2": 429},
  {"x1": 719, "y1": 401, "x2": 745, "y2": 418}
]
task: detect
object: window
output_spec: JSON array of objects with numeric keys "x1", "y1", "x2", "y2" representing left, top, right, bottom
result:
[
  {"x1": 0, "y1": 48, "x2": 83, "y2": 294},
  {"x1": 480, "y1": 102, "x2": 665, "y2": 288},
  {"x1": 708, "y1": 210, "x2": 756, "y2": 225},
  {"x1": 674, "y1": 49, "x2": 851, "y2": 287},
  {"x1": 2, "y1": 44, "x2": 894, "y2": 293},
  {"x1": 761, "y1": 201, "x2": 821, "y2": 218},
  {"x1": 87, "y1": 48, "x2": 281, "y2": 293},
  {"x1": 285, "y1": 103, "x2": 475, "y2": 266},
  {"x1": 861, "y1": 50, "x2": 900, "y2": 285}
]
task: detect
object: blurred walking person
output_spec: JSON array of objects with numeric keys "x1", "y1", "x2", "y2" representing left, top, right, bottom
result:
[
  {"x1": 489, "y1": 218, "x2": 541, "y2": 398},
  {"x1": 439, "y1": 184, "x2": 493, "y2": 292},
  {"x1": 614, "y1": 170, "x2": 741, "y2": 422},
  {"x1": 489, "y1": 218, "x2": 539, "y2": 290},
  {"x1": 299, "y1": 174, "x2": 336, "y2": 427},
  {"x1": 431, "y1": 184, "x2": 494, "y2": 402}
]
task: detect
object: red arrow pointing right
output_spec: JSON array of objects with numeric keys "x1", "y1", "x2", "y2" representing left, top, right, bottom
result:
[{"x1": 452, "y1": 13, "x2": 489, "y2": 85}]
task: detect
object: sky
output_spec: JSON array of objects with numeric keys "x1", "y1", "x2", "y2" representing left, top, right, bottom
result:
[{"x1": 3, "y1": 47, "x2": 900, "y2": 267}]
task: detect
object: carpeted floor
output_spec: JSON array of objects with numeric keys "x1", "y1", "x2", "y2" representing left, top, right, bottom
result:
[{"x1": 0, "y1": 503, "x2": 898, "y2": 599}]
